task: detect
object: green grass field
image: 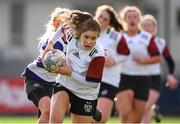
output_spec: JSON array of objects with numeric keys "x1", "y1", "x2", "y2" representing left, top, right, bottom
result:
[{"x1": 0, "y1": 115, "x2": 180, "y2": 123}]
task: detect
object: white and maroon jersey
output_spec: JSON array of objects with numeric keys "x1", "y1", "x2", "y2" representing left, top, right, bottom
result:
[
  {"x1": 56, "y1": 37, "x2": 105, "y2": 100},
  {"x1": 121, "y1": 30, "x2": 160, "y2": 75},
  {"x1": 22, "y1": 33, "x2": 67, "y2": 83},
  {"x1": 148, "y1": 36, "x2": 170, "y2": 75},
  {"x1": 97, "y1": 29, "x2": 129, "y2": 87}
]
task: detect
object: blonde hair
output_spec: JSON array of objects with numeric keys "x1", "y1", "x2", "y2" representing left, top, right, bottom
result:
[
  {"x1": 38, "y1": 7, "x2": 71, "y2": 42},
  {"x1": 119, "y1": 5, "x2": 142, "y2": 31},
  {"x1": 141, "y1": 14, "x2": 157, "y2": 35}
]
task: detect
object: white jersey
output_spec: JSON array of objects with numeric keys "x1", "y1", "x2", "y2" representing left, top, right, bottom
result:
[
  {"x1": 56, "y1": 37, "x2": 105, "y2": 100},
  {"x1": 22, "y1": 33, "x2": 67, "y2": 83},
  {"x1": 121, "y1": 30, "x2": 159, "y2": 75},
  {"x1": 97, "y1": 29, "x2": 123, "y2": 87},
  {"x1": 148, "y1": 36, "x2": 166, "y2": 75}
]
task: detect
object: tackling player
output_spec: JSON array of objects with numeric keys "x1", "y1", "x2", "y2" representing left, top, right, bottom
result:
[{"x1": 21, "y1": 7, "x2": 70, "y2": 123}]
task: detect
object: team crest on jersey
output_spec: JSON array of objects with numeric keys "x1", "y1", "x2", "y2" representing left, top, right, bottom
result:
[
  {"x1": 141, "y1": 33, "x2": 149, "y2": 40},
  {"x1": 84, "y1": 101, "x2": 92, "y2": 113},
  {"x1": 73, "y1": 52, "x2": 80, "y2": 59},
  {"x1": 109, "y1": 31, "x2": 118, "y2": 40}
]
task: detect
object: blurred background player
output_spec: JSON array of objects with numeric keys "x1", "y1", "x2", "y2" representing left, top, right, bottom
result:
[
  {"x1": 21, "y1": 7, "x2": 70, "y2": 123},
  {"x1": 115, "y1": 6, "x2": 161, "y2": 123},
  {"x1": 140, "y1": 14, "x2": 178, "y2": 123},
  {"x1": 94, "y1": 5, "x2": 129, "y2": 123},
  {"x1": 47, "y1": 11, "x2": 105, "y2": 123}
]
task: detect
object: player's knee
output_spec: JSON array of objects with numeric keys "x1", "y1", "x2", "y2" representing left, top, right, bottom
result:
[
  {"x1": 115, "y1": 104, "x2": 131, "y2": 115},
  {"x1": 144, "y1": 104, "x2": 152, "y2": 112},
  {"x1": 41, "y1": 105, "x2": 50, "y2": 118},
  {"x1": 39, "y1": 97, "x2": 51, "y2": 112},
  {"x1": 50, "y1": 109, "x2": 64, "y2": 123},
  {"x1": 120, "y1": 108, "x2": 131, "y2": 116},
  {"x1": 41, "y1": 108, "x2": 50, "y2": 118}
]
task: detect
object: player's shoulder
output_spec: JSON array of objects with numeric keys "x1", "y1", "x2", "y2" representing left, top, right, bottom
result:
[
  {"x1": 90, "y1": 42, "x2": 105, "y2": 58},
  {"x1": 66, "y1": 35, "x2": 77, "y2": 45},
  {"x1": 155, "y1": 36, "x2": 166, "y2": 43},
  {"x1": 155, "y1": 35, "x2": 166, "y2": 45},
  {"x1": 95, "y1": 41, "x2": 105, "y2": 54}
]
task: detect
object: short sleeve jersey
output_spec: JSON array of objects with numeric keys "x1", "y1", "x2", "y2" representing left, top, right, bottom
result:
[
  {"x1": 148, "y1": 36, "x2": 168, "y2": 75},
  {"x1": 56, "y1": 37, "x2": 105, "y2": 100},
  {"x1": 97, "y1": 29, "x2": 124, "y2": 87},
  {"x1": 121, "y1": 30, "x2": 159, "y2": 75}
]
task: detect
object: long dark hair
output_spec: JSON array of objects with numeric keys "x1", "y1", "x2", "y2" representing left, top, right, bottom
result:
[{"x1": 96, "y1": 5, "x2": 123, "y2": 31}]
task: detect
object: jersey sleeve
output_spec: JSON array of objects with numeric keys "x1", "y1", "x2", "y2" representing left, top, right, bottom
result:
[
  {"x1": 86, "y1": 56, "x2": 105, "y2": 82},
  {"x1": 53, "y1": 39, "x2": 64, "y2": 51},
  {"x1": 148, "y1": 37, "x2": 160, "y2": 56},
  {"x1": 49, "y1": 26, "x2": 64, "y2": 44},
  {"x1": 38, "y1": 39, "x2": 48, "y2": 53},
  {"x1": 162, "y1": 45, "x2": 175, "y2": 74},
  {"x1": 162, "y1": 45, "x2": 171, "y2": 58},
  {"x1": 117, "y1": 36, "x2": 130, "y2": 55},
  {"x1": 112, "y1": 36, "x2": 130, "y2": 63}
]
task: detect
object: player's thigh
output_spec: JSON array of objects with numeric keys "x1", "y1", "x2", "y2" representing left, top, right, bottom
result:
[
  {"x1": 134, "y1": 99, "x2": 147, "y2": 117},
  {"x1": 97, "y1": 97, "x2": 114, "y2": 117},
  {"x1": 25, "y1": 77, "x2": 54, "y2": 107},
  {"x1": 71, "y1": 114, "x2": 92, "y2": 123},
  {"x1": 38, "y1": 96, "x2": 51, "y2": 113},
  {"x1": 115, "y1": 89, "x2": 134, "y2": 112},
  {"x1": 51, "y1": 91, "x2": 70, "y2": 115}
]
